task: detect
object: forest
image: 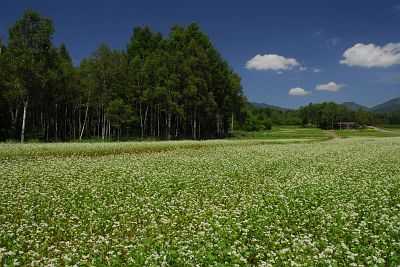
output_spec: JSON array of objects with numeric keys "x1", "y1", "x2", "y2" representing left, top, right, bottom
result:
[
  {"x1": 245, "y1": 102, "x2": 400, "y2": 132},
  {"x1": 0, "y1": 9, "x2": 247, "y2": 142},
  {"x1": 0, "y1": 9, "x2": 399, "y2": 142}
]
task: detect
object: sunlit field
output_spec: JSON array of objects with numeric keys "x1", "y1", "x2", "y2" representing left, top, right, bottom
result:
[
  {"x1": 334, "y1": 127, "x2": 400, "y2": 138},
  {"x1": 233, "y1": 126, "x2": 400, "y2": 140},
  {"x1": 1, "y1": 137, "x2": 400, "y2": 266},
  {"x1": 232, "y1": 126, "x2": 329, "y2": 140}
]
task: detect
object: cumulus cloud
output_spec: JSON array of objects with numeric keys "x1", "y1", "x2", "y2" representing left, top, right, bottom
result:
[
  {"x1": 288, "y1": 87, "x2": 310, "y2": 96},
  {"x1": 315, "y1": 82, "x2": 345, "y2": 92},
  {"x1": 245, "y1": 54, "x2": 300, "y2": 71},
  {"x1": 340, "y1": 43, "x2": 400, "y2": 67}
]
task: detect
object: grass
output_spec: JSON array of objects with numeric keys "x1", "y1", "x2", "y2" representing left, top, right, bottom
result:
[
  {"x1": 0, "y1": 138, "x2": 319, "y2": 159},
  {"x1": 232, "y1": 126, "x2": 329, "y2": 140},
  {"x1": 378, "y1": 124, "x2": 400, "y2": 129},
  {"x1": 233, "y1": 125, "x2": 400, "y2": 140},
  {"x1": 333, "y1": 127, "x2": 400, "y2": 138},
  {"x1": 1, "y1": 137, "x2": 400, "y2": 265}
]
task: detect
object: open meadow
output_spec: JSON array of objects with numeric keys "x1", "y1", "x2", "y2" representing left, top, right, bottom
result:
[
  {"x1": 2, "y1": 2, "x2": 400, "y2": 266},
  {"x1": 1, "y1": 134, "x2": 400, "y2": 266}
]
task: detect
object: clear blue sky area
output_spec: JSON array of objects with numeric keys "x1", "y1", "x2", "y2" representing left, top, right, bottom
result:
[{"x1": 1, "y1": 0, "x2": 399, "y2": 108}]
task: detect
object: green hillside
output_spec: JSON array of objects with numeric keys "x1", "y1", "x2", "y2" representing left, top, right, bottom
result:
[{"x1": 371, "y1": 97, "x2": 400, "y2": 114}]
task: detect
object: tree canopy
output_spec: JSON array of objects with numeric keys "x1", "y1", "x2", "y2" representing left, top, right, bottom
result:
[{"x1": 0, "y1": 9, "x2": 247, "y2": 142}]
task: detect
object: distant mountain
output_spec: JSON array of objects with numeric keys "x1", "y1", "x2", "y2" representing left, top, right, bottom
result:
[
  {"x1": 341, "y1": 102, "x2": 370, "y2": 111},
  {"x1": 371, "y1": 97, "x2": 400, "y2": 114},
  {"x1": 251, "y1": 97, "x2": 400, "y2": 113},
  {"x1": 250, "y1": 102, "x2": 288, "y2": 111}
]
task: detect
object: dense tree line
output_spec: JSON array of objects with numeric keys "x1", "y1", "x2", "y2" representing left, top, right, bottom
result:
[
  {"x1": 0, "y1": 9, "x2": 247, "y2": 142},
  {"x1": 246, "y1": 102, "x2": 400, "y2": 130},
  {"x1": 298, "y1": 102, "x2": 371, "y2": 129},
  {"x1": 297, "y1": 102, "x2": 400, "y2": 129},
  {"x1": 242, "y1": 107, "x2": 301, "y2": 131}
]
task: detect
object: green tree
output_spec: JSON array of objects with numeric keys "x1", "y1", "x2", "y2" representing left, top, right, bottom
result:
[
  {"x1": 79, "y1": 44, "x2": 124, "y2": 140},
  {"x1": 0, "y1": 12, "x2": 250, "y2": 141},
  {"x1": 55, "y1": 43, "x2": 75, "y2": 140},
  {"x1": 0, "y1": 39, "x2": 12, "y2": 140},
  {"x1": 356, "y1": 109, "x2": 368, "y2": 127},
  {"x1": 126, "y1": 27, "x2": 162, "y2": 139},
  {"x1": 106, "y1": 99, "x2": 132, "y2": 141},
  {"x1": 6, "y1": 8, "x2": 55, "y2": 142}
]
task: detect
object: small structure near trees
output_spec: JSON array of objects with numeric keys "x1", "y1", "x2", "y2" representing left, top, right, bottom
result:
[{"x1": 337, "y1": 122, "x2": 357, "y2": 130}]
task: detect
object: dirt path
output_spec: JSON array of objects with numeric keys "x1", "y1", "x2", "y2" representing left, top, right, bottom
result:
[
  {"x1": 368, "y1": 126, "x2": 389, "y2": 132},
  {"x1": 326, "y1": 130, "x2": 341, "y2": 140}
]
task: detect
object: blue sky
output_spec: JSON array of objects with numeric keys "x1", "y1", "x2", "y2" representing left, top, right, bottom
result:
[{"x1": 1, "y1": 0, "x2": 400, "y2": 108}]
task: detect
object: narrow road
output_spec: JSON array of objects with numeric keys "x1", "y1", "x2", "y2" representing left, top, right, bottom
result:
[
  {"x1": 326, "y1": 130, "x2": 341, "y2": 140},
  {"x1": 368, "y1": 126, "x2": 389, "y2": 132}
]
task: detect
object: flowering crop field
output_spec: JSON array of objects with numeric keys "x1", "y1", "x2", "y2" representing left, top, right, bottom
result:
[{"x1": 1, "y1": 138, "x2": 400, "y2": 266}]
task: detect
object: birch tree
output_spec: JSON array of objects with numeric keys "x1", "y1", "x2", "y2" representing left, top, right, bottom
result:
[{"x1": 6, "y1": 9, "x2": 55, "y2": 142}]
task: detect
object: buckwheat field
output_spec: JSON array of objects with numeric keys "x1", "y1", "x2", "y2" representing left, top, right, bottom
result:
[{"x1": 1, "y1": 137, "x2": 400, "y2": 266}]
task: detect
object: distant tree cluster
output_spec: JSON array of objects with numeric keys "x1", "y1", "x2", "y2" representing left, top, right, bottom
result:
[
  {"x1": 245, "y1": 102, "x2": 400, "y2": 130},
  {"x1": 0, "y1": 9, "x2": 247, "y2": 142},
  {"x1": 299, "y1": 102, "x2": 371, "y2": 129},
  {"x1": 242, "y1": 107, "x2": 301, "y2": 131},
  {"x1": 297, "y1": 102, "x2": 400, "y2": 129}
]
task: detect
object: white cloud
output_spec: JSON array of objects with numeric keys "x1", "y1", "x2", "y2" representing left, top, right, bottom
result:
[
  {"x1": 340, "y1": 43, "x2": 400, "y2": 67},
  {"x1": 326, "y1": 37, "x2": 341, "y2": 47},
  {"x1": 312, "y1": 67, "x2": 322, "y2": 73},
  {"x1": 288, "y1": 87, "x2": 310, "y2": 96},
  {"x1": 314, "y1": 29, "x2": 323, "y2": 35},
  {"x1": 245, "y1": 54, "x2": 300, "y2": 71},
  {"x1": 299, "y1": 66, "x2": 308, "y2": 71},
  {"x1": 315, "y1": 82, "x2": 345, "y2": 92}
]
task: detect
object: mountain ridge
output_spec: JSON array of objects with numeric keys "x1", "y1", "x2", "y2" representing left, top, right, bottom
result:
[
  {"x1": 370, "y1": 97, "x2": 400, "y2": 114},
  {"x1": 250, "y1": 102, "x2": 289, "y2": 111},
  {"x1": 251, "y1": 97, "x2": 400, "y2": 113},
  {"x1": 341, "y1": 102, "x2": 370, "y2": 111}
]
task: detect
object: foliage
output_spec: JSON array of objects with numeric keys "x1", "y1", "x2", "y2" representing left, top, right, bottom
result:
[
  {"x1": 298, "y1": 102, "x2": 383, "y2": 129},
  {"x1": 1, "y1": 138, "x2": 400, "y2": 265},
  {"x1": 0, "y1": 10, "x2": 246, "y2": 142}
]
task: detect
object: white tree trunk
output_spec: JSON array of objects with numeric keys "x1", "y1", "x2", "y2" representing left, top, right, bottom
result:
[
  {"x1": 102, "y1": 104, "x2": 106, "y2": 140},
  {"x1": 21, "y1": 99, "x2": 28, "y2": 143},
  {"x1": 167, "y1": 112, "x2": 171, "y2": 140},
  {"x1": 79, "y1": 102, "x2": 89, "y2": 140}
]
